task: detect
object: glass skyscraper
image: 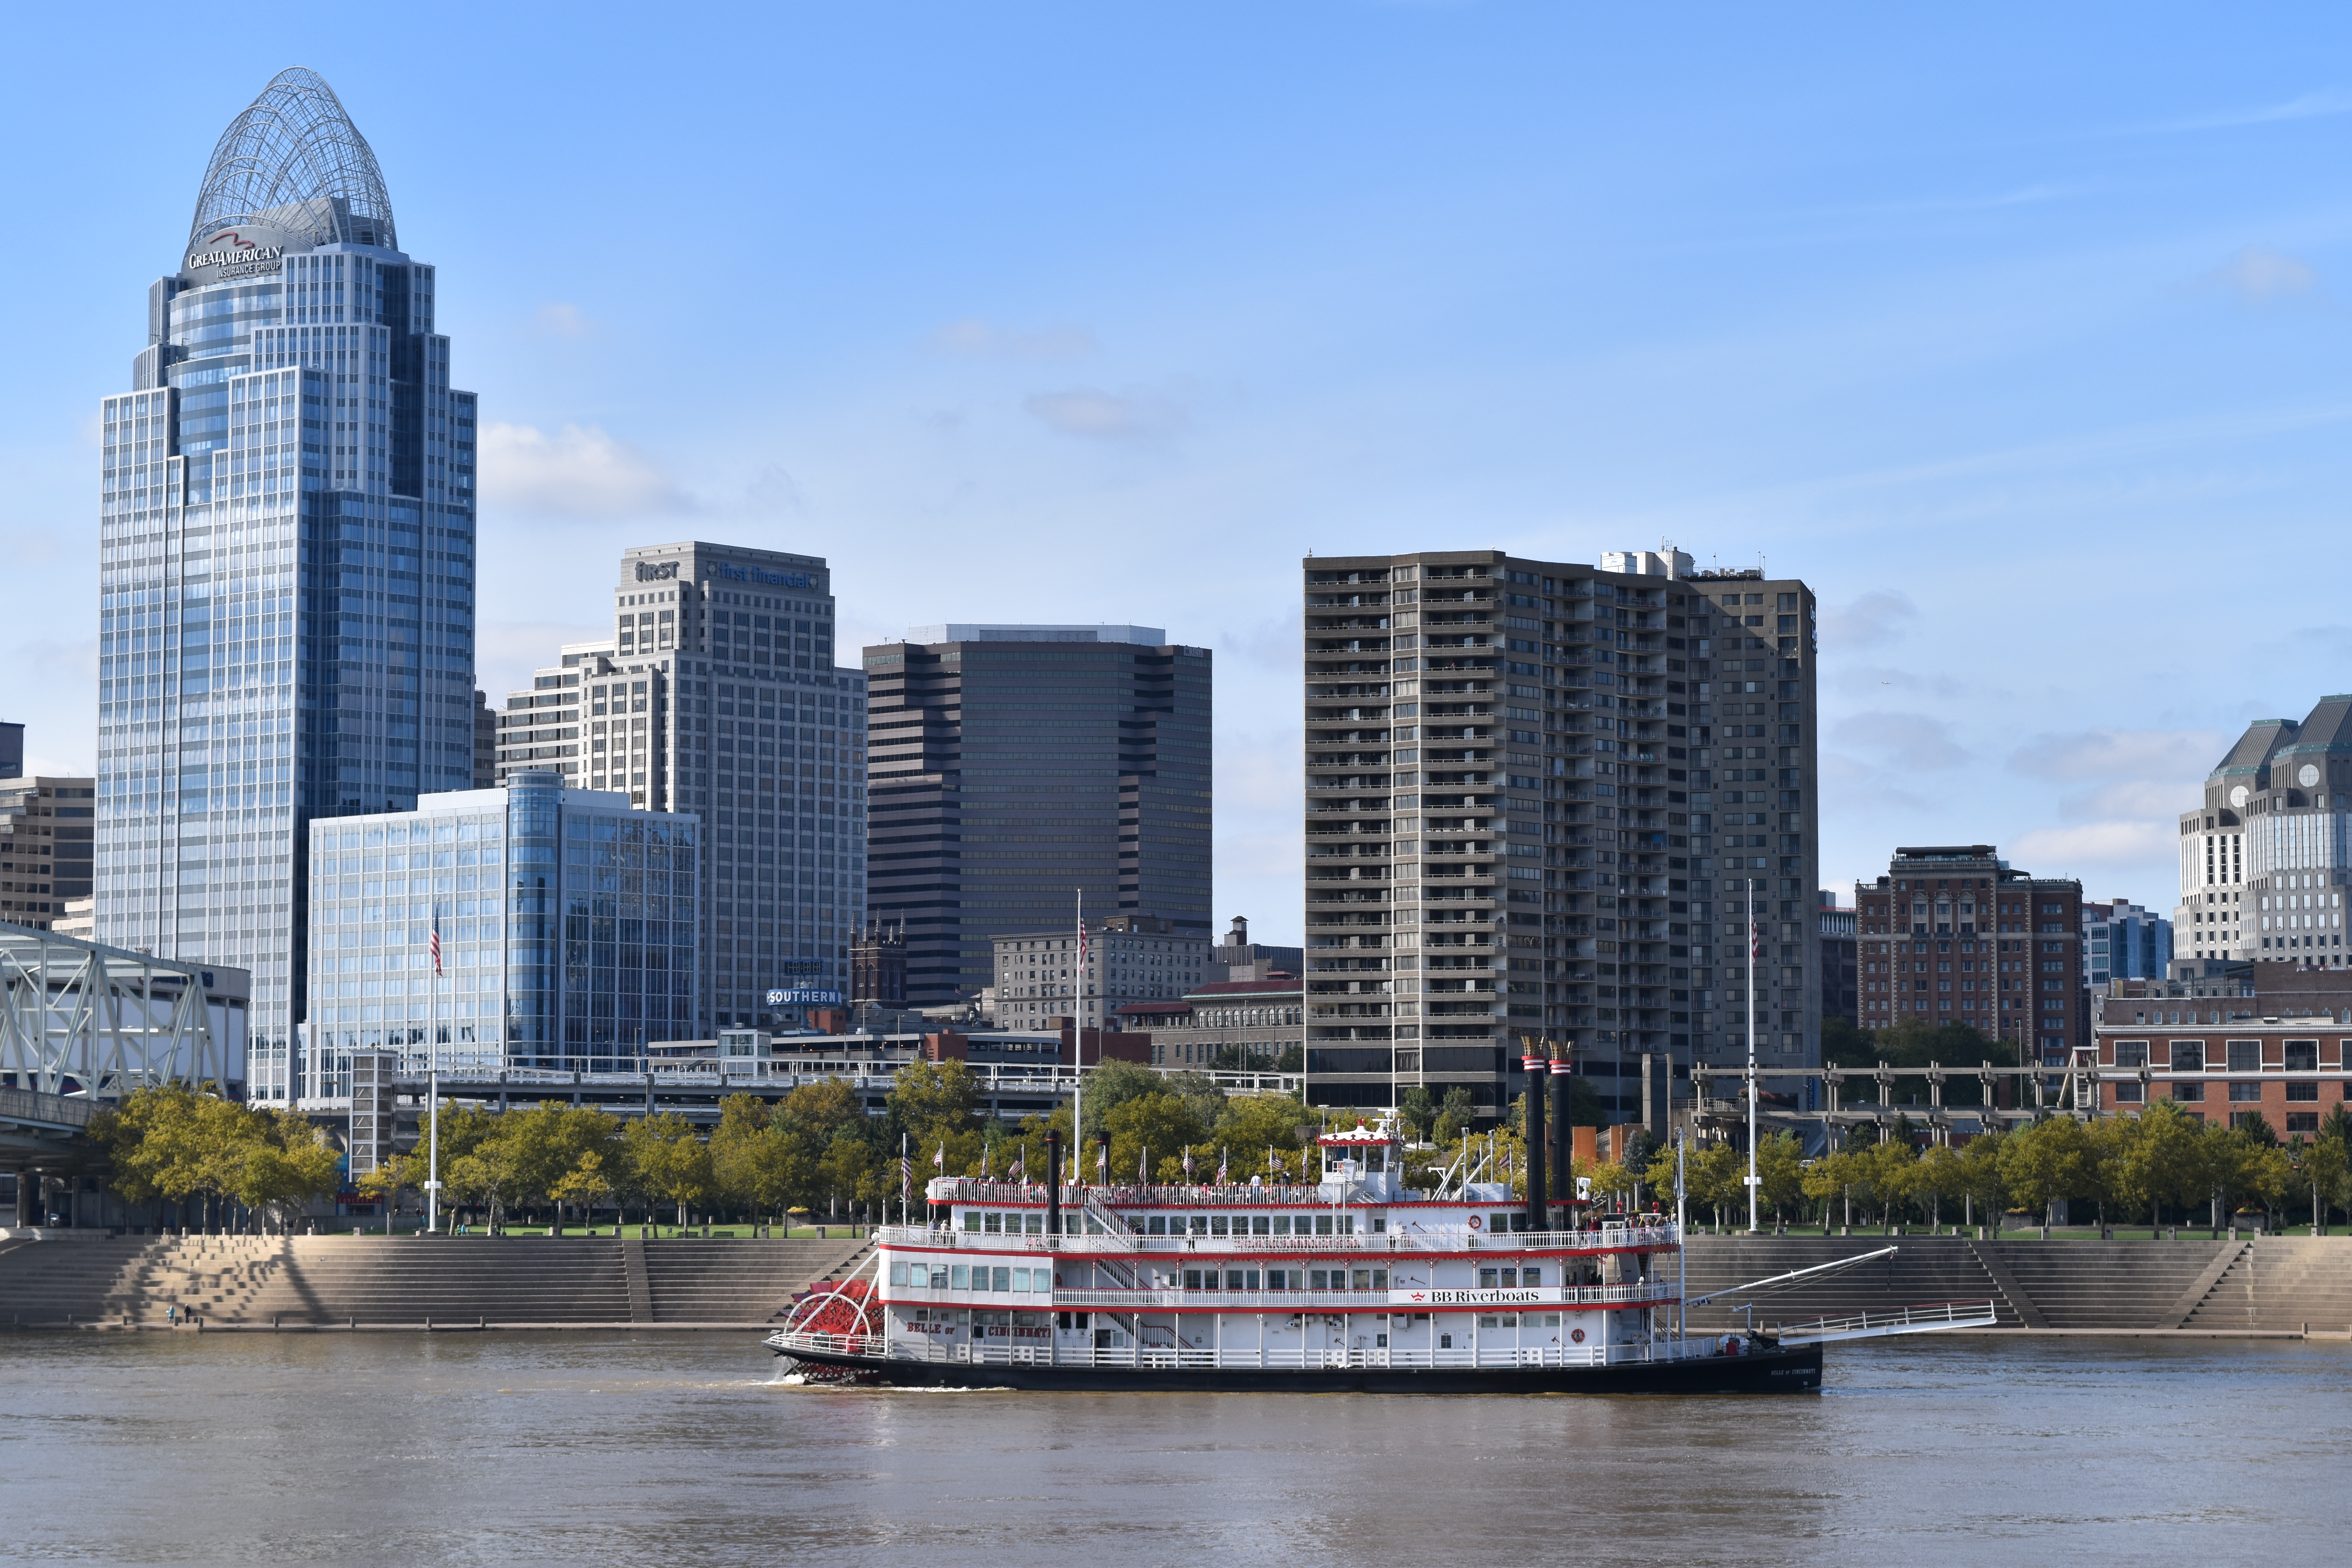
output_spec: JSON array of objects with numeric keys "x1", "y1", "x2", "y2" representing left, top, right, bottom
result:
[{"x1": 94, "y1": 69, "x2": 477, "y2": 1102}]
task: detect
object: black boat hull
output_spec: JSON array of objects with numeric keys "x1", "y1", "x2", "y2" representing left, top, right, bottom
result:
[{"x1": 773, "y1": 1342, "x2": 1822, "y2": 1394}]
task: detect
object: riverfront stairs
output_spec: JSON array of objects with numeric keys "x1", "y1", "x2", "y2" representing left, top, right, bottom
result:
[
  {"x1": 0, "y1": 1233, "x2": 877, "y2": 1328},
  {"x1": 1680, "y1": 1235, "x2": 2287, "y2": 1333}
]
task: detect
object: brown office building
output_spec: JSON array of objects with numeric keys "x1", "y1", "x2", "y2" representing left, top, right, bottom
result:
[
  {"x1": 1302, "y1": 546, "x2": 1818, "y2": 1123},
  {"x1": 1856, "y1": 845, "x2": 2084, "y2": 1067},
  {"x1": 0, "y1": 776, "x2": 96, "y2": 931}
]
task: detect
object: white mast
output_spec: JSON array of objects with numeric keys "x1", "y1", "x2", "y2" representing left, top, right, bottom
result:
[{"x1": 1746, "y1": 883, "x2": 1759, "y2": 1234}]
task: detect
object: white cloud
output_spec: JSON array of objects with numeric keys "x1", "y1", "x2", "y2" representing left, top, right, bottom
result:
[
  {"x1": 2007, "y1": 726, "x2": 2223, "y2": 783},
  {"x1": 935, "y1": 318, "x2": 1095, "y2": 358},
  {"x1": 2011, "y1": 821, "x2": 2177, "y2": 871},
  {"x1": 536, "y1": 302, "x2": 597, "y2": 338},
  {"x1": 1817, "y1": 590, "x2": 1916, "y2": 649},
  {"x1": 477, "y1": 619, "x2": 607, "y2": 702},
  {"x1": 2208, "y1": 247, "x2": 2319, "y2": 305},
  {"x1": 479, "y1": 422, "x2": 696, "y2": 517},
  {"x1": 1831, "y1": 710, "x2": 1968, "y2": 771},
  {"x1": 1025, "y1": 385, "x2": 1191, "y2": 441}
]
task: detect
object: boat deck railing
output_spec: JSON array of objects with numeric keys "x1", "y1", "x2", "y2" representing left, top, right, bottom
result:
[
  {"x1": 877, "y1": 1224, "x2": 1681, "y2": 1255},
  {"x1": 766, "y1": 1328, "x2": 1727, "y2": 1371},
  {"x1": 1023, "y1": 1280, "x2": 1680, "y2": 1311}
]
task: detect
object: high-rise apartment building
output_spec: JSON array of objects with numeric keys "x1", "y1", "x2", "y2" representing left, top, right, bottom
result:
[
  {"x1": 301, "y1": 771, "x2": 700, "y2": 1098},
  {"x1": 2176, "y1": 695, "x2": 2352, "y2": 965},
  {"x1": 493, "y1": 543, "x2": 868, "y2": 1030},
  {"x1": 866, "y1": 625, "x2": 1212, "y2": 1007},
  {"x1": 1301, "y1": 548, "x2": 1818, "y2": 1122},
  {"x1": 0, "y1": 724, "x2": 21, "y2": 779},
  {"x1": 0, "y1": 777, "x2": 96, "y2": 930},
  {"x1": 94, "y1": 70, "x2": 477, "y2": 1102},
  {"x1": 1855, "y1": 844, "x2": 2085, "y2": 1065},
  {"x1": 2082, "y1": 897, "x2": 2172, "y2": 987}
]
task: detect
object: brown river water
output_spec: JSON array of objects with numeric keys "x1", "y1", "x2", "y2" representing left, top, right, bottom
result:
[{"x1": 0, "y1": 1332, "x2": 2341, "y2": 1564}]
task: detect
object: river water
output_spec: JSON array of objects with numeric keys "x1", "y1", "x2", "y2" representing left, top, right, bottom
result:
[{"x1": 2, "y1": 1332, "x2": 2340, "y2": 1564}]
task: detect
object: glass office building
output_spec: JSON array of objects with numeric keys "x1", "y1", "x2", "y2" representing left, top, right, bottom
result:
[
  {"x1": 301, "y1": 771, "x2": 700, "y2": 1102},
  {"x1": 491, "y1": 543, "x2": 870, "y2": 1031},
  {"x1": 93, "y1": 69, "x2": 477, "y2": 1101}
]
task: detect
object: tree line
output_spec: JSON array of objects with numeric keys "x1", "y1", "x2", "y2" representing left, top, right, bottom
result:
[
  {"x1": 1642, "y1": 1103, "x2": 2352, "y2": 1233},
  {"x1": 83, "y1": 1061, "x2": 1334, "y2": 1232}
]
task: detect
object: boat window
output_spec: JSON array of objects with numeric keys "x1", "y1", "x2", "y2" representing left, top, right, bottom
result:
[
  {"x1": 962, "y1": 1212, "x2": 982, "y2": 1232},
  {"x1": 889, "y1": 1260, "x2": 908, "y2": 1285},
  {"x1": 1314, "y1": 1215, "x2": 1334, "y2": 1236},
  {"x1": 1025, "y1": 1214, "x2": 1043, "y2": 1235},
  {"x1": 1373, "y1": 1269, "x2": 1388, "y2": 1289},
  {"x1": 1012, "y1": 1268, "x2": 1031, "y2": 1291},
  {"x1": 1310, "y1": 1269, "x2": 1332, "y2": 1289},
  {"x1": 1522, "y1": 1267, "x2": 1542, "y2": 1286},
  {"x1": 1272, "y1": 1216, "x2": 1292, "y2": 1236},
  {"x1": 1252, "y1": 1216, "x2": 1271, "y2": 1235},
  {"x1": 1264, "y1": 1268, "x2": 1289, "y2": 1289},
  {"x1": 1540, "y1": 1313, "x2": 1560, "y2": 1326},
  {"x1": 1480, "y1": 1268, "x2": 1499, "y2": 1288},
  {"x1": 1370, "y1": 1218, "x2": 1385, "y2": 1233},
  {"x1": 983, "y1": 1213, "x2": 1002, "y2": 1233},
  {"x1": 1190, "y1": 1216, "x2": 1209, "y2": 1236},
  {"x1": 1225, "y1": 1269, "x2": 1249, "y2": 1290},
  {"x1": 990, "y1": 1267, "x2": 1011, "y2": 1291},
  {"x1": 1338, "y1": 1216, "x2": 1354, "y2": 1235},
  {"x1": 1147, "y1": 1216, "x2": 1167, "y2": 1235},
  {"x1": 927, "y1": 1265, "x2": 948, "y2": 1288},
  {"x1": 1184, "y1": 1269, "x2": 1206, "y2": 1290},
  {"x1": 1490, "y1": 1213, "x2": 1512, "y2": 1232},
  {"x1": 1351, "y1": 1269, "x2": 1372, "y2": 1289},
  {"x1": 1439, "y1": 1332, "x2": 1454, "y2": 1349},
  {"x1": 1210, "y1": 1216, "x2": 1229, "y2": 1236},
  {"x1": 951, "y1": 1265, "x2": 970, "y2": 1290},
  {"x1": 1479, "y1": 1314, "x2": 1499, "y2": 1328},
  {"x1": 1368, "y1": 1147, "x2": 1387, "y2": 1172}
]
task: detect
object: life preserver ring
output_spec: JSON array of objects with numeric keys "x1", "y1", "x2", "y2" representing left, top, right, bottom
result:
[
  {"x1": 1466, "y1": 1214, "x2": 1482, "y2": 1230},
  {"x1": 1570, "y1": 1328, "x2": 1585, "y2": 1344}
]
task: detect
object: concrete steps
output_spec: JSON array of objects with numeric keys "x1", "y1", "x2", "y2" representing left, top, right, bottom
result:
[
  {"x1": 642, "y1": 1238, "x2": 872, "y2": 1323},
  {"x1": 1682, "y1": 1236, "x2": 2026, "y2": 1330},
  {"x1": 2187, "y1": 1238, "x2": 2352, "y2": 1332},
  {"x1": 1989, "y1": 1241, "x2": 2231, "y2": 1328},
  {"x1": 0, "y1": 1234, "x2": 880, "y2": 1325}
]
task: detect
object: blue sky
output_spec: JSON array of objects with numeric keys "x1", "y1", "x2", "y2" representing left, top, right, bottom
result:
[{"x1": 8, "y1": 4, "x2": 2352, "y2": 942}]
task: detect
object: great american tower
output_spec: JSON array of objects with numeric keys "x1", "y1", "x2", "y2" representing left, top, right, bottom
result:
[{"x1": 93, "y1": 68, "x2": 478, "y2": 1103}]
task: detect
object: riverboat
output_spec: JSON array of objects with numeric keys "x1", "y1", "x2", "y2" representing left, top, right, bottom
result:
[{"x1": 764, "y1": 1118, "x2": 1930, "y2": 1394}]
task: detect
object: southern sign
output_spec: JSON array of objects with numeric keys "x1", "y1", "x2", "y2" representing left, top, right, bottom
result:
[{"x1": 766, "y1": 988, "x2": 845, "y2": 1007}]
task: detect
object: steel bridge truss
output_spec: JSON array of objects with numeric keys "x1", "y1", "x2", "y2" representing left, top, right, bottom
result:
[{"x1": 0, "y1": 924, "x2": 230, "y2": 1100}]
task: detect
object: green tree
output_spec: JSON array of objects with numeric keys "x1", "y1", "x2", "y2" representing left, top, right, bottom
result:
[
  {"x1": 1432, "y1": 1087, "x2": 1475, "y2": 1146},
  {"x1": 1756, "y1": 1131, "x2": 1807, "y2": 1223},
  {"x1": 2310, "y1": 1104, "x2": 2352, "y2": 1232},
  {"x1": 2120, "y1": 1100, "x2": 2208, "y2": 1229},
  {"x1": 624, "y1": 1112, "x2": 712, "y2": 1229},
  {"x1": 1399, "y1": 1087, "x2": 1437, "y2": 1143}
]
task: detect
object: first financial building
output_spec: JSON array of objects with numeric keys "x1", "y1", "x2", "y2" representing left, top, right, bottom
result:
[{"x1": 93, "y1": 70, "x2": 479, "y2": 1104}]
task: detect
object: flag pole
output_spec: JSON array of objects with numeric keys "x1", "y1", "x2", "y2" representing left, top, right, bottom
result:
[
  {"x1": 427, "y1": 902, "x2": 442, "y2": 1236},
  {"x1": 1746, "y1": 882, "x2": 1759, "y2": 1234}
]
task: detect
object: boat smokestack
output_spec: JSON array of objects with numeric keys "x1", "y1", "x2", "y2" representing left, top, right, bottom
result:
[
  {"x1": 1551, "y1": 1047, "x2": 1573, "y2": 1225},
  {"x1": 1521, "y1": 1036, "x2": 1548, "y2": 1233}
]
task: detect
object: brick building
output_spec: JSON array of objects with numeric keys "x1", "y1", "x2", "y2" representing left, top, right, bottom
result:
[
  {"x1": 1856, "y1": 844, "x2": 2084, "y2": 1066},
  {"x1": 2094, "y1": 962, "x2": 2352, "y2": 1136}
]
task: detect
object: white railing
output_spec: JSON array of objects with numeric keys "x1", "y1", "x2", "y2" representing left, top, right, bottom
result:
[
  {"x1": 1046, "y1": 1280, "x2": 1679, "y2": 1311},
  {"x1": 878, "y1": 1223, "x2": 1682, "y2": 1255},
  {"x1": 1768, "y1": 1299, "x2": 2000, "y2": 1345},
  {"x1": 765, "y1": 1328, "x2": 1728, "y2": 1371}
]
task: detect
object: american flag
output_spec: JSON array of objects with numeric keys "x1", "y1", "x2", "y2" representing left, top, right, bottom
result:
[
  {"x1": 1096, "y1": 1141, "x2": 1107, "y2": 1178},
  {"x1": 899, "y1": 1153, "x2": 912, "y2": 1201},
  {"x1": 429, "y1": 911, "x2": 443, "y2": 977},
  {"x1": 1751, "y1": 918, "x2": 1761, "y2": 963},
  {"x1": 1182, "y1": 1147, "x2": 1195, "y2": 1178},
  {"x1": 1216, "y1": 1148, "x2": 1228, "y2": 1185},
  {"x1": 1008, "y1": 1147, "x2": 1024, "y2": 1183},
  {"x1": 933, "y1": 1142, "x2": 946, "y2": 1172}
]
